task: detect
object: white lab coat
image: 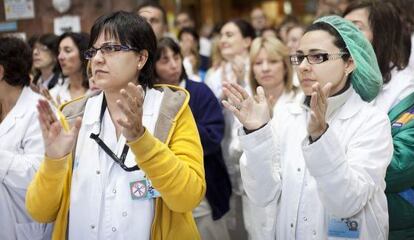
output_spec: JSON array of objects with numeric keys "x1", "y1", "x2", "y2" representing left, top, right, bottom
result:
[
  {"x1": 50, "y1": 79, "x2": 91, "y2": 104},
  {"x1": 241, "y1": 90, "x2": 303, "y2": 240},
  {"x1": 372, "y1": 66, "x2": 414, "y2": 113},
  {"x1": 68, "y1": 90, "x2": 163, "y2": 240},
  {"x1": 239, "y1": 87, "x2": 393, "y2": 240},
  {"x1": 0, "y1": 87, "x2": 51, "y2": 240}
]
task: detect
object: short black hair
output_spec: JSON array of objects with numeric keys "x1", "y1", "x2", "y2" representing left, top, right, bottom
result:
[
  {"x1": 58, "y1": 32, "x2": 90, "y2": 88},
  {"x1": 0, "y1": 37, "x2": 32, "y2": 87},
  {"x1": 155, "y1": 37, "x2": 187, "y2": 81},
  {"x1": 89, "y1": 11, "x2": 157, "y2": 89},
  {"x1": 224, "y1": 19, "x2": 256, "y2": 40},
  {"x1": 136, "y1": 1, "x2": 167, "y2": 25}
]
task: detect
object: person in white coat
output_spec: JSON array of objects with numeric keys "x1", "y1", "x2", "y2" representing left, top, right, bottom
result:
[
  {"x1": 222, "y1": 16, "x2": 393, "y2": 239},
  {"x1": 0, "y1": 37, "x2": 51, "y2": 239},
  {"x1": 243, "y1": 36, "x2": 300, "y2": 240}
]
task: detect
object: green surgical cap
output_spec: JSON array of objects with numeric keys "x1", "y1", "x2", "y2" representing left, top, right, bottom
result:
[{"x1": 314, "y1": 15, "x2": 382, "y2": 102}]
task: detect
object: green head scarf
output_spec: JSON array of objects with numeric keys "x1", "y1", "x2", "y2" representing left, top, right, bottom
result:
[{"x1": 314, "y1": 15, "x2": 382, "y2": 102}]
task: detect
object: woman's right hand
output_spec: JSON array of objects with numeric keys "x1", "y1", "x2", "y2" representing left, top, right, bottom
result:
[
  {"x1": 222, "y1": 83, "x2": 271, "y2": 131},
  {"x1": 37, "y1": 99, "x2": 82, "y2": 159}
]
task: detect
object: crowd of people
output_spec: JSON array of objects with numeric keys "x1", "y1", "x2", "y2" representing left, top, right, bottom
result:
[{"x1": 1, "y1": 0, "x2": 414, "y2": 239}]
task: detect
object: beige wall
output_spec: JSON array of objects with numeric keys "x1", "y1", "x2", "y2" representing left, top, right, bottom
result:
[{"x1": 0, "y1": 0, "x2": 137, "y2": 39}]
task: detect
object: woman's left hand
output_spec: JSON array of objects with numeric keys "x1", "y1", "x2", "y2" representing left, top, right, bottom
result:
[
  {"x1": 116, "y1": 82, "x2": 145, "y2": 142},
  {"x1": 307, "y1": 82, "x2": 332, "y2": 141}
]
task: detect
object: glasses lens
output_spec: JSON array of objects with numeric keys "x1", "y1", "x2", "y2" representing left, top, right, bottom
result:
[
  {"x1": 84, "y1": 49, "x2": 95, "y2": 60},
  {"x1": 290, "y1": 55, "x2": 303, "y2": 65},
  {"x1": 308, "y1": 53, "x2": 326, "y2": 64}
]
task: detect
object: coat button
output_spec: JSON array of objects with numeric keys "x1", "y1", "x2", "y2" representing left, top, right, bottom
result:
[
  {"x1": 96, "y1": 170, "x2": 100, "y2": 175},
  {"x1": 112, "y1": 227, "x2": 117, "y2": 232},
  {"x1": 303, "y1": 217, "x2": 308, "y2": 221},
  {"x1": 113, "y1": 189, "x2": 117, "y2": 194},
  {"x1": 297, "y1": 168, "x2": 301, "y2": 172},
  {"x1": 90, "y1": 225, "x2": 95, "y2": 229},
  {"x1": 313, "y1": 230, "x2": 317, "y2": 235},
  {"x1": 122, "y1": 211, "x2": 128, "y2": 217},
  {"x1": 290, "y1": 223, "x2": 294, "y2": 228}
]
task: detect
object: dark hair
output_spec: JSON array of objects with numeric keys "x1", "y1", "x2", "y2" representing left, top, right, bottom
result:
[
  {"x1": 28, "y1": 34, "x2": 40, "y2": 50},
  {"x1": 178, "y1": 27, "x2": 200, "y2": 50},
  {"x1": 58, "y1": 32, "x2": 90, "y2": 88},
  {"x1": 0, "y1": 37, "x2": 32, "y2": 87},
  {"x1": 155, "y1": 37, "x2": 187, "y2": 82},
  {"x1": 305, "y1": 22, "x2": 351, "y2": 62},
  {"x1": 90, "y1": 11, "x2": 157, "y2": 89},
  {"x1": 343, "y1": 0, "x2": 410, "y2": 83},
  {"x1": 223, "y1": 19, "x2": 256, "y2": 40},
  {"x1": 31, "y1": 33, "x2": 61, "y2": 89},
  {"x1": 136, "y1": 1, "x2": 167, "y2": 25},
  {"x1": 387, "y1": 0, "x2": 414, "y2": 34}
]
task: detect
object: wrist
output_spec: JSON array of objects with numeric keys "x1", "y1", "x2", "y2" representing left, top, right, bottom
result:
[
  {"x1": 244, "y1": 122, "x2": 268, "y2": 134},
  {"x1": 309, "y1": 124, "x2": 329, "y2": 143},
  {"x1": 127, "y1": 127, "x2": 146, "y2": 142}
]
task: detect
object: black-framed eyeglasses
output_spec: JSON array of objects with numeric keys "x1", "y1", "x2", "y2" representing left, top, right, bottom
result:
[
  {"x1": 290, "y1": 52, "x2": 348, "y2": 65},
  {"x1": 84, "y1": 44, "x2": 139, "y2": 60},
  {"x1": 89, "y1": 96, "x2": 140, "y2": 172}
]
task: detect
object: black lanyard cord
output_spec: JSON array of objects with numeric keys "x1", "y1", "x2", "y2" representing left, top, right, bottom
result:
[{"x1": 89, "y1": 95, "x2": 139, "y2": 172}]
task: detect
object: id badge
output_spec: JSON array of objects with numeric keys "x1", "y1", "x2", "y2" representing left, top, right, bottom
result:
[
  {"x1": 130, "y1": 178, "x2": 161, "y2": 200},
  {"x1": 146, "y1": 179, "x2": 161, "y2": 199},
  {"x1": 328, "y1": 218, "x2": 360, "y2": 239}
]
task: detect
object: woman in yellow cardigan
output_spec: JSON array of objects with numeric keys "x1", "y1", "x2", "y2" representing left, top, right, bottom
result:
[{"x1": 26, "y1": 11, "x2": 205, "y2": 240}]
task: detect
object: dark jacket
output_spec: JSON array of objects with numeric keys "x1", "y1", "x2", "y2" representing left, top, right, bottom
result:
[
  {"x1": 385, "y1": 91, "x2": 414, "y2": 240},
  {"x1": 185, "y1": 79, "x2": 232, "y2": 220}
]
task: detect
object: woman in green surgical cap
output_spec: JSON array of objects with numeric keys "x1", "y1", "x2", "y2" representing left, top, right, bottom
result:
[{"x1": 222, "y1": 15, "x2": 393, "y2": 239}]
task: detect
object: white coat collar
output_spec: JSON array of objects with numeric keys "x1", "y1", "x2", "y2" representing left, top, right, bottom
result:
[
  {"x1": 287, "y1": 85, "x2": 362, "y2": 120},
  {"x1": 0, "y1": 87, "x2": 40, "y2": 137}
]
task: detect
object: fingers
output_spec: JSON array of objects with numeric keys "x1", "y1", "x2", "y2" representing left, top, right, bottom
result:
[
  {"x1": 322, "y1": 82, "x2": 332, "y2": 99},
  {"x1": 232, "y1": 83, "x2": 250, "y2": 101},
  {"x1": 120, "y1": 89, "x2": 137, "y2": 113},
  {"x1": 223, "y1": 87, "x2": 242, "y2": 108},
  {"x1": 38, "y1": 99, "x2": 58, "y2": 125},
  {"x1": 310, "y1": 91, "x2": 318, "y2": 111},
  {"x1": 30, "y1": 83, "x2": 40, "y2": 93},
  {"x1": 116, "y1": 83, "x2": 144, "y2": 133},
  {"x1": 223, "y1": 83, "x2": 244, "y2": 102},
  {"x1": 69, "y1": 117, "x2": 83, "y2": 138},
  {"x1": 118, "y1": 83, "x2": 144, "y2": 116},
  {"x1": 126, "y1": 83, "x2": 145, "y2": 105},
  {"x1": 116, "y1": 117, "x2": 133, "y2": 130},
  {"x1": 116, "y1": 99, "x2": 136, "y2": 124},
  {"x1": 222, "y1": 100, "x2": 242, "y2": 120},
  {"x1": 256, "y1": 86, "x2": 266, "y2": 103},
  {"x1": 40, "y1": 88, "x2": 58, "y2": 108},
  {"x1": 37, "y1": 107, "x2": 51, "y2": 138}
]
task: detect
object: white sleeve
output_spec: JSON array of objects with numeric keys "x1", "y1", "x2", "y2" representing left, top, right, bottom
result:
[
  {"x1": 302, "y1": 114, "x2": 393, "y2": 218},
  {"x1": 239, "y1": 123, "x2": 282, "y2": 207},
  {"x1": 0, "y1": 114, "x2": 44, "y2": 190}
]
